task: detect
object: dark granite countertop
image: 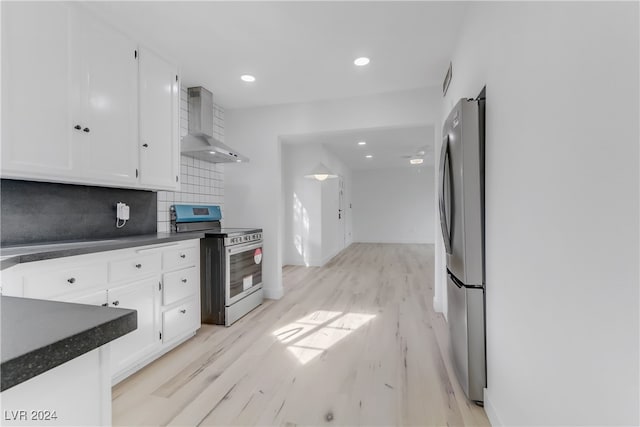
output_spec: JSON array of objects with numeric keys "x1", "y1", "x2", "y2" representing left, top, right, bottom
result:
[
  {"x1": 0, "y1": 232, "x2": 205, "y2": 270},
  {"x1": 1, "y1": 296, "x2": 137, "y2": 391}
]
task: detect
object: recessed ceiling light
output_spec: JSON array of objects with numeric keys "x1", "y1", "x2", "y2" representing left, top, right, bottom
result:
[
  {"x1": 240, "y1": 74, "x2": 256, "y2": 82},
  {"x1": 365, "y1": 155, "x2": 373, "y2": 159},
  {"x1": 354, "y1": 57, "x2": 370, "y2": 66},
  {"x1": 410, "y1": 158, "x2": 424, "y2": 165},
  {"x1": 358, "y1": 141, "x2": 366, "y2": 146}
]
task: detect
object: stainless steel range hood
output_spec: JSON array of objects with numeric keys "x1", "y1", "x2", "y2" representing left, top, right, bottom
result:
[{"x1": 181, "y1": 87, "x2": 249, "y2": 163}]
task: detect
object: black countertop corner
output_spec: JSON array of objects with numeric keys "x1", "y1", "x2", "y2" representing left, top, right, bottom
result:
[{"x1": 0, "y1": 296, "x2": 137, "y2": 392}]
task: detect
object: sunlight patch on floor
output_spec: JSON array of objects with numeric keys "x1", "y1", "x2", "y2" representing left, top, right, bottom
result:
[{"x1": 272, "y1": 310, "x2": 376, "y2": 364}]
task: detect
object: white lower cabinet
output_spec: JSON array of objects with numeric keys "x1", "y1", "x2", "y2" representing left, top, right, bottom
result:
[
  {"x1": 163, "y1": 297, "x2": 199, "y2": 344},
  {"x1": 108, "y1": 276, "x2": 161, "y2": 377},
  {"x1": 0, "y1": 239, "x2": 201, "y2": 384}
]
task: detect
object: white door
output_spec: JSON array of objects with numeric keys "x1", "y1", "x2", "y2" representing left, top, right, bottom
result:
[
  {"x1": 74, "y1": 10, "x2": 139, "y2": 185},
  {"x1": 1, "y1": 2, "x2": 76, "y2": 179},
  {"x1": 108, "y1": 276, "x2": 161, "y2": 377},
  {"x1": 138, "y1": 47, "x2": 180, "y2": 190}
]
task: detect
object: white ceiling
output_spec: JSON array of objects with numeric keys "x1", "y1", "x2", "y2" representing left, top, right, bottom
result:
[
  {"x1": 282, "y1": 125, "x2": 434, "y2": 170},
  {"x1": 82, "y1": 1, "x2": 467, "y2": 109}
]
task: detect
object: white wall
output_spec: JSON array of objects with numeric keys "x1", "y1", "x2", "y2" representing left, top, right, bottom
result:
[
  {"x1": 224, "y1": 88, "x2": 440, "y2": 299},
  {"x1": 282, "y1": 142, "x2": 352, "y2": 267},
  {"x1": 282, "y1": 143, "x2": 323, "y2": 266},
  {"x1": 352, "y1": 167, "x2": 434, "y2": 244},
  {"x1": 441, "y1": 2, "x2": 639, "y2": 425}
]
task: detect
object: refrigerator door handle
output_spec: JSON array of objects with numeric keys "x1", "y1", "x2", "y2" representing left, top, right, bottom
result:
[
  {"x1": 439, "y1": 135, "x2": 452, "y2": 254},
  {"x1": 448, "y1": 270, "x2": 464, "y2": 288}
]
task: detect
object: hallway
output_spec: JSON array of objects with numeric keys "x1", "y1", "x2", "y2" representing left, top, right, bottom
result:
[{"x1": 113, "y1": 243, "x2": 489, "y2": 426}]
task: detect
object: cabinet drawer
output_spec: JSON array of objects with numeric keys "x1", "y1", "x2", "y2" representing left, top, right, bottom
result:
[
  {"x1": 162, "y1": 245, "x2": 198, "y2": 271},
  {"x1": 162, "y1": 298, "x2": 199, "y2": 343},
  {"x1": 109, "y1": 253, "x2": 161, "y2": 283},
  {"x1": 163, "y1": 266, "x2": 198, "y2": 306},
  {"x1": 23, "y1": 262, "x2": 107, "y2": 299}
]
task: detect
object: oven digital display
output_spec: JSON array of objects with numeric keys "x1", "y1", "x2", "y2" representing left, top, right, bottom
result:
[{"x1": 192, "y1": 207, "x2": 210, "y2": 215}]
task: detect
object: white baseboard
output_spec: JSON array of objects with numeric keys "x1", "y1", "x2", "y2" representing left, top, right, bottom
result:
[
  {"x1": 433, "y1": 296, "x2": 443, "y2": 313},
  {"x1": 112, "y1": 331, "x2": 196, "y2": 385},
  {"x1": 320, "y1": 245, "x2": 346, "y2": 266},
  {"x1": 483, "y1": 388, "x2": 503, "y2": 427},
  {"x1": 354, "y1": 239, "x2": 434, "y2": 244},
  {"x1": 264, "y1": 286, "x2": 283, "y2": 300}
]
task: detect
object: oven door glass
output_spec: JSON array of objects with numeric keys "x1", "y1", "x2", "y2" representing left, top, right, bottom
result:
[{"x1": 226, "y1": 242, "x2": 263, "y2": 305}]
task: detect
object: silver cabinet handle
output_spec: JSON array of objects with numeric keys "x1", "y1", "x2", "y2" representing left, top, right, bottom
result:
[
  {"x1": 181, "y1": 278, "x2": 187, "y2": 283},
  {"x1": 67, "y1": 277, "x2": 76, "y2": 284},
  {"x1": 180, "y1": 253, "x2": 186, "y2": 259},
  {"x1": 180, "y1": 309, "x2": 186, "y2": 314},
  {"x1": 112, "y1": 301, "x2": 120, "y2": 306},
  {"x1": 135, "y1": 263, "x2": 142, "y2": 269}
]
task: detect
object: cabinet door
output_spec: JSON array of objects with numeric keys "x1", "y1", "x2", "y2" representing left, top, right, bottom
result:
[
  {"x1": 74, "y1": 8, "x2": 139, "y2": 185},
  {"x1": 108, "y1": 276, "x2": 161, "y2": 377},
  {"x1": 1, "y1": 2, "x2": 76, "y2": 179},
  {"x1": 139, "y1": 48, "x2": 180, "y2": 190}
]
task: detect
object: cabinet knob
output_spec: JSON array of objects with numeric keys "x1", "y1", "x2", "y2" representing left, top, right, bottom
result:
[
  {"x1": 142, "y1": 143, "x2": 149, "y2": 148},
  {"x1": 101, "y1": 303, "x2": 108, "y2": 307},
  {"x1": 83, "y1": 127, "x2": 90, "y2": 133},
  {"x1": 135, "y1": 263, "x2": 142, "y2": 269},
  {"x1": 112, "y1": 301, "x2": 120, "y2": 306},
  {"x1": 180, "y1": 253, "x2": 186, "y2": 259},
  {"x1": 67, "y1": 277, "x2": 76, "y2": 284},
  {"x1": 181, "y1": 278, "x2": 187, "y2": 283},
  {"x1": 74, "y1": 125, "x2": 82, "y2": 130},
  {"x1": 180, "y1": 309, "x2": 186, "y2": 314}
]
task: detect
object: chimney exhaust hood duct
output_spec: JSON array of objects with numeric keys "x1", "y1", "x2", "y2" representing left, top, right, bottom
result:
[{"x1": 181, "y1": 86, "x2": 249, "y2": 163}]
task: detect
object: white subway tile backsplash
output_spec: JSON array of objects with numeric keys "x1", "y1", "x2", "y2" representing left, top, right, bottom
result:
[{"x1": 156, "y1": 85, "x2": 225, "y2": 233}]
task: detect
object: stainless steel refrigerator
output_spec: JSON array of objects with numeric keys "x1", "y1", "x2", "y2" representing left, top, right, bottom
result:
[{"x1": 439, "y1": 92, "x2": 486, "y2": 404}]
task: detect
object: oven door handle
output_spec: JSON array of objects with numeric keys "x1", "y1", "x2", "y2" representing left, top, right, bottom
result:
[{"x1": 227, "y1": 242, "x2": 263, "y2": 255}]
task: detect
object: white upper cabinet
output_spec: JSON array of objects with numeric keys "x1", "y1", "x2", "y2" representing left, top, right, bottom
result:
[
  {"x1": 138, "y1": 48, "x2": 180, "y2": 190},
  {"x1": 1, "y1": 2, "x2": 76, "y2": 178},
  {"x1": 1, "y1": 2, "x2": 179, "y2": 191},
  {"x1": 73, "y1": 10, "x2": 139, "y2": 185}
]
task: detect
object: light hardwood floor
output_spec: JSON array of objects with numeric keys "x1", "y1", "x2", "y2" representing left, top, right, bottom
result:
[{"x1": 112, "y1": 243, "x2": 489, "y2": 427}]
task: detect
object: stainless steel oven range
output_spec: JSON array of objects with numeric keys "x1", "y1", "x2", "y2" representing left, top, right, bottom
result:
[{"x1": 171, "y1": 204, "x2": 263, "y2": 326}]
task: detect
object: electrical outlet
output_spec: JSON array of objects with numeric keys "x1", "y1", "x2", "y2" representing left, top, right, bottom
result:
[{"x1": 116, "y1": 202, "x2": 130, "y2": 221}]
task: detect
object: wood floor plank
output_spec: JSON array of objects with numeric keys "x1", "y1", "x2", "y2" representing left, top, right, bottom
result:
[{"x1": 113, "y1": 243, "x2": 490, "y2": 427}]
